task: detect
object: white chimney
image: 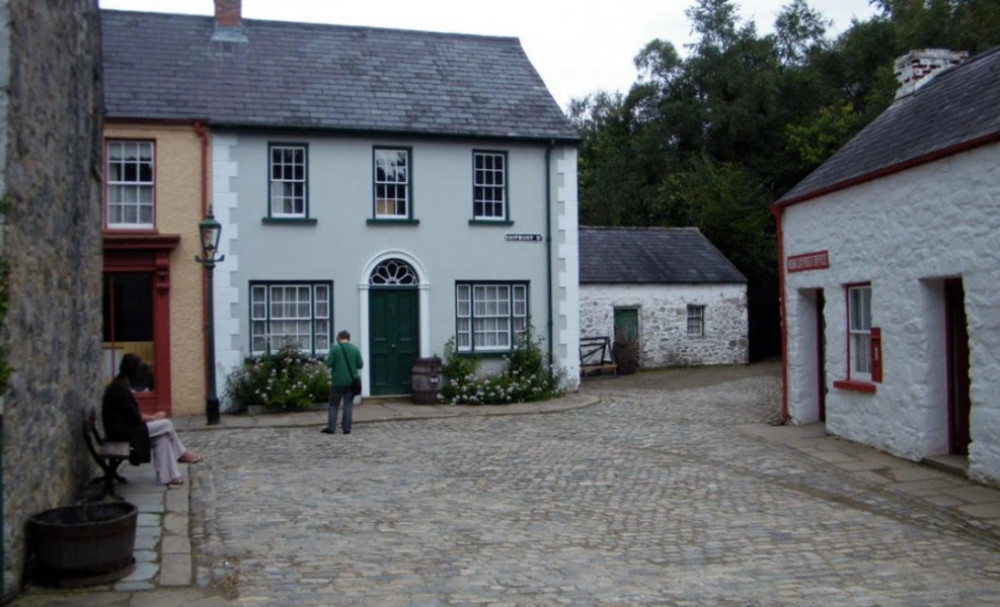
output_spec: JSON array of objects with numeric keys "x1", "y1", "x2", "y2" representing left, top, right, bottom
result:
[
  {"x1": 213, "y1": 0, "x2": 247, "y2": 43},
  {"x1": 894, "y1": 49, "x2": 967, "y2": 100}
]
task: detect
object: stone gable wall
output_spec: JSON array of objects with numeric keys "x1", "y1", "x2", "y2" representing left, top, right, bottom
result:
[{"x1": 1, "y1": 0, "x2": 103, "y2": 596}]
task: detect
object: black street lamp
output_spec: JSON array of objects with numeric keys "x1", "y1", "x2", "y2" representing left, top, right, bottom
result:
[{"x1": 195, "y1": 206, "x2": 225, "y2": 425}]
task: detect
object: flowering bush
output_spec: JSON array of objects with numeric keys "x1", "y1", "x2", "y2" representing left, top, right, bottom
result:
[
  {"x1": 442, "y1": 323, "x2": 562, "y2": 405},
  {"x1": 224, "y1": 344, "x2": 330, "y2": 412}
]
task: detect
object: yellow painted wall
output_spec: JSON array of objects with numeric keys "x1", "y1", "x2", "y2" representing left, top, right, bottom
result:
[{"x1": 104, "y1": 123, "x2": 209, "y2": 417}]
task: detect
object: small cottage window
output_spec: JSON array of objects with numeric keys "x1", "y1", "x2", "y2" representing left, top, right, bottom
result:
[
  {"x1": 847, "y1": 284, "x2": 872, "y2": 380},
  {"x1": 686, "y1": 305, "x2": 705, "y2": 336}
]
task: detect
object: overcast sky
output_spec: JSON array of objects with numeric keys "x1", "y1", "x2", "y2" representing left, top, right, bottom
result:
[{"x1": 97, "y1": 0, "x2": 880, "y2": 109}]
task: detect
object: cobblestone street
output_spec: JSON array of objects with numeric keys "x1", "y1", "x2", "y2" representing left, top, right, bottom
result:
[{"x1": 180, "y1": 364, "x2": 1000, "y2": 606}]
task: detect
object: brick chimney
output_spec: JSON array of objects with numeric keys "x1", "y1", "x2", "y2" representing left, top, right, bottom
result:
[
  {"x1": 213, "y1": 0, "x2": 247, "y2": 42},
  {"x1": 894, "y1": 49, "x2": 968, "y2": 100}
]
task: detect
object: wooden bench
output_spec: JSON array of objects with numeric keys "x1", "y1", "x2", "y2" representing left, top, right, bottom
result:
[
  {"x1": 83, "y1": 407, "x2": 131, "y2": 501},
  {"x1": 580, "y1": 336, "x2": 618, "y2": 377}
]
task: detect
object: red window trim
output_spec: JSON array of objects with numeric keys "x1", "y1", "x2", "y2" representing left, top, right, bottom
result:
[
  {"x1": 104, "y1": 138, "x2": 157, "y2": 232},
  {"x1": 843, "y1": 281, "x2": 871, "y2": 382}
]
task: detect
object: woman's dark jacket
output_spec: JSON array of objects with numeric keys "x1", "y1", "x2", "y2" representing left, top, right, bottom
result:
[{"x1": 101, "y1": 378, "x2": 151, "y2": 465}]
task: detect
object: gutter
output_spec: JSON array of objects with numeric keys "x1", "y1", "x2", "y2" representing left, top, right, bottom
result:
[
  {"x1": 545, "y1": 140, "x2": 555, "y2": 366},
  {"x1": 771, "y1": 205, "x2": 790, "y2": 423}
]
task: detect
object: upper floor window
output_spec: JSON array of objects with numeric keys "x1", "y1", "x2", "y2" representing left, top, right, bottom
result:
[
  {"x1": 473, "y1": 151, "x2": 507, "y2": 221},
  {"x1": 374, "y1": 148, "x2": 410, "y2": 219},
  {"x1": 269, "y1": 144, "x2": 308, "y2": 219},
  {"x1": 848, "y1": 284, "x2": 872, "y2": 380},
  {"x1": 456, "y1": 282, "x2": 528, "y2": 353},
  {"x1": 106, "y1": 140, "x2": 154, "y2": 229},
  {"x1": 686, "y1": 305, "x2": 705, "y2": 336},
  {"x1": 250, "y1": 281, "x2": 331, "y2": 355}
]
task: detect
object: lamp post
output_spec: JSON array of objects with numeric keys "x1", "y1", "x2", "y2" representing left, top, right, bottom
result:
[{"x1": 195, "y1": 207, "x2": 225, "y2": 425}]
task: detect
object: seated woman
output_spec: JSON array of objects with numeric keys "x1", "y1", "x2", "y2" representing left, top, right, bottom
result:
[{"x1": 102, "y1": 353, "x2": 202, "y2": 485}]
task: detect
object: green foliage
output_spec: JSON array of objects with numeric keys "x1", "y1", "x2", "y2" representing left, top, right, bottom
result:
[
  {"x1": 224, "y1": 344, "x2": 330, "y2": 412},
  {"x1": 441, "y1": 324, "x2": 563, "y2": 405}
]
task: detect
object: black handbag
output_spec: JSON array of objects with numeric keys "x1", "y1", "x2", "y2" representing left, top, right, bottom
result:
[{"x1": 340, "y1": 344, "x2": 362, "y2": 394}]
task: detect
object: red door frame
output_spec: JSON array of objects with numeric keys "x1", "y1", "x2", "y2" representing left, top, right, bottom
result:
[{"x1": 103, "y1": 235, "x2": 179, "y2": 415}]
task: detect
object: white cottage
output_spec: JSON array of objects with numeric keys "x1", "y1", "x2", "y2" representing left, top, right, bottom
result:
[
  {"x1": 102, "y1": 1, "x2": 581, "y2": 401},
  {"x1": 579, "y1": 227, "x2": 747, "y2": 369},
  {"x1": 773, "y1": 47, "x2": 1000, "y2": 486}
]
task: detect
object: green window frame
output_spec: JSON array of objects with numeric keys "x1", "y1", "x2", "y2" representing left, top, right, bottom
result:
[
  {"x1": 267, "y1": 143, "x2": 309, "y2": 220},
  {"x1": 249, "y1": 281, "x2": 331, "y2": 355},
  {"x1": 472, "y1": 150, "x2": 508, "y2": 221},
  {"x1": 373, "y1": 147, "x2": 413, "y2": 221},
  {"x1": 455, "y1": 281, "x2": 528, "y2": 353}
]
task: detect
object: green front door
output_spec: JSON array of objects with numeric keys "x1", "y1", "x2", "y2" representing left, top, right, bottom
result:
[
  {"x1": 369, "y1": 288, "x2": 418, "y2": 395},
  {"x1": 614, "y1": 308, "x2": 639, "y2": 343}
]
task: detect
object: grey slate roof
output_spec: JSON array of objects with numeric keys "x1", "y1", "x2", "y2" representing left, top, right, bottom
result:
[
  {"x1": 101, "y1": 10, "x2": 578, "y2": 141},
  {"x1": 579, "y1": 227, "x2": 746, "y2": 285},
  {"x1": 777, "y1": 45, "x2": 1000, "y2": 205}
]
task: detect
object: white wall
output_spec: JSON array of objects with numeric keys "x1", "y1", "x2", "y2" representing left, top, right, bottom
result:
[
  {"x1": 579, "y1": 283, "x2": 748, "y2": 367},
  {"x1": 780, "y1": 144, "x2": 1000, "y2": 485}
]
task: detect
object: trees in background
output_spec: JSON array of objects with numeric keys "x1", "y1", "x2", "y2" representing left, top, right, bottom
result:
[{"x1": 570, "y1": 0, "x2": 1000, "y2": 359}]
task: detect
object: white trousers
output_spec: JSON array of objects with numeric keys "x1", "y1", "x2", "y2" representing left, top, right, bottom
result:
[{"x1": 147, "y1": 419, "x2": 186, "y2": 485}]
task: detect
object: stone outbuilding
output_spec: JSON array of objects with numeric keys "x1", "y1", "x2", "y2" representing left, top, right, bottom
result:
[
  {"x1": 578, "y1": 227, "x2": 748, "y2": 369},
  {"x1": 773, "y1": 47, "x2": 1000, "y2": 486}
]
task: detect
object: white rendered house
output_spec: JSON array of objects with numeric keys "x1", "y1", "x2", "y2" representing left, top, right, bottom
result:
[{"x1": 773, "y1": 47, "x2": 1000, "y2": 486}]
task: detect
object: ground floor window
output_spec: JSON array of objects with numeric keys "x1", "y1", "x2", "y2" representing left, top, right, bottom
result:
[
  {"x1": 847, "y1": 283, "x2": 872, "y2": 380},
  {"x1": 103, "y1": 272, "x2": 155, "y2": 388},
  {"x1": 456, "y1": 282, "x2": 528, "y2": 352},
  {"x1": 686, "y1": 304, "x2": 705, "y2": 336},
  {"x1": 250, "y1": 281, "x2": 331, "y2": 354}
]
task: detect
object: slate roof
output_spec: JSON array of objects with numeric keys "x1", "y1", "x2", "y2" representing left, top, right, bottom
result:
[
  {"x1": 579, "y1": 227, "x2": 746, "y2": 285},
  {"x1": 100, "y1": 10, "x2": 579, "y2": 141},
  {"x1": 777, "y1": 45, "x2": 1000, "y2": 206}
]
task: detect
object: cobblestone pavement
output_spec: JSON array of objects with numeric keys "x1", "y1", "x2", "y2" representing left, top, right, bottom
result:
[{"x1": 178, "y1": 364, "x2": 1000, "y2": 606}]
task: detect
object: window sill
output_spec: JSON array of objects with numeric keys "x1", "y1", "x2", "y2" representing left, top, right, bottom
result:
[
  {"x1": 468, "y1": 219, "x2": 514, "y2": 226},
  {"x1": 457, "y1": 350, "x2": 511, "y2": 359},
  {"x1": 262, "y1": 217, "x2": 318, "y2": 225},
  {"x1": 832, "y1": 379, "x2": 877, "y2": 394},
  {"x1": 367, "y1": 218, "x2": 420, "y2": 226}
]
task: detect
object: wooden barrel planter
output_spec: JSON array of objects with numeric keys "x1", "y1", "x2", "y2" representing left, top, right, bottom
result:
[
  {"x1": 28, "y1": 502, "x2": 137, "y2": 587},
  {"x1": 411, "y1": 357, "x2": 443, "y2": 404}
]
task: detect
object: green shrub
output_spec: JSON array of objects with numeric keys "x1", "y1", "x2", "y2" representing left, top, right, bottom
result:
[
  {"x1": 224, "y1": 344, "x2": 330, "y2": 412},
  {"x1": 442, "y1": 323, "x2": 562, "y2": 405}
]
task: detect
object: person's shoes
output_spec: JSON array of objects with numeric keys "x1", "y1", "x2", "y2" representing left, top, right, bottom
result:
[
  {"x1": 343, "y1": 431, "x2": 351, "y2": 434},
  {"x1": 167, "y1": 478, "x2": 184, "y2": 486},
  {"x1": 320, "y1": 428, "x2": 334, "y2": 434},
  {"x1": 179, "y1": 453, "x2": 203, "y2": 464}
]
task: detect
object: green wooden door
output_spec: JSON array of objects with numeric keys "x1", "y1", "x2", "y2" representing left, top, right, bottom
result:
[
  {"x1": 614, "y1": 308, "x2": 639, "y2": 343},
  {"x1": 369, "y1": 289, "x2": 418, "y2": 395}
]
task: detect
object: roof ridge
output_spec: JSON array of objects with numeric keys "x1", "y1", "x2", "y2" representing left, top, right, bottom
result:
[{"x1": 100, "y1": 8, "x2": 522, "y2": 42}]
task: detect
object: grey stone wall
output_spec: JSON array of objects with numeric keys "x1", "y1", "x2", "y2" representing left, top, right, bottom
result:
[{"x1": 0, "y1": 0, "x2": 103, "y2": 597}]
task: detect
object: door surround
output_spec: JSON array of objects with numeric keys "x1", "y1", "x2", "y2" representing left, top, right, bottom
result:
[{"x1": 358, "y1": 250, "x2": 430, "y2": 396}]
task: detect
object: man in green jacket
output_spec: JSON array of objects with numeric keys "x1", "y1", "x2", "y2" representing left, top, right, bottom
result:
[{"x1": 323, "y1": 329, "x2": 364, "y2": 434}]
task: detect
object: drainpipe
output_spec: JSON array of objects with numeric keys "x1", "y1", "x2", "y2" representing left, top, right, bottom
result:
[
  {"x1": 193, "y1": 123, "x2": 211, "y2": 406},
  {"x1": 545, "y1": 141, "x2": 555, "y2": 367},
  {"x1": 771, "y1": 205, "x2": 789, "y2": 423}
]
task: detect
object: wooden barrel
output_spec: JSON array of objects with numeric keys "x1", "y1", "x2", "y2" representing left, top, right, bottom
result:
[
  {"x1": 411, "y1": 357, "x2": 443, "y2": 404},
  {"x1": 28, "y1": 502, "x2": 137, "y2": 587}
]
